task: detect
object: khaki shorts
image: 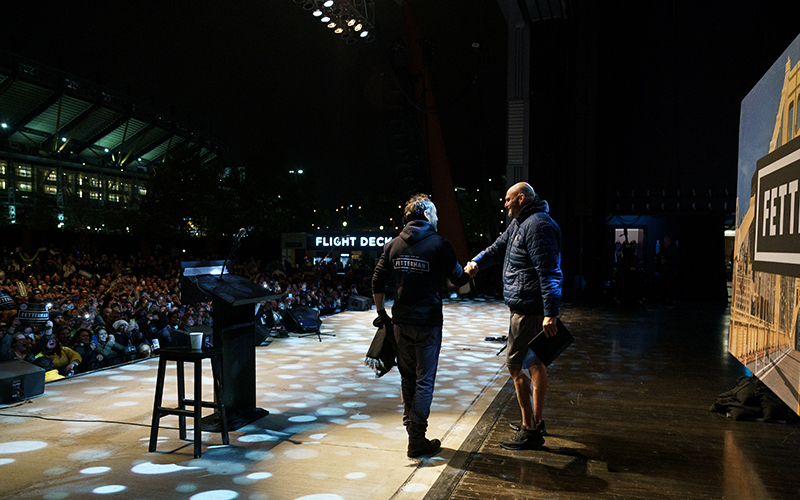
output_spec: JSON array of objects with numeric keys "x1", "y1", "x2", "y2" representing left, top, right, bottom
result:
[{"x1": 506, "y1": 311, "x2": 544, "y2": 370}]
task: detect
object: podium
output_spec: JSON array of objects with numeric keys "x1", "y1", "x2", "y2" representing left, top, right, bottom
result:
[{"x1": 192, "y1": 273, "x2": 272, "y2": 430}]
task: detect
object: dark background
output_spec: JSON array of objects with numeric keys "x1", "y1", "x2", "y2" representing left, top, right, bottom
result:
[{"x1": 3, "y1": 0, "x2": 800, "y2": 301}]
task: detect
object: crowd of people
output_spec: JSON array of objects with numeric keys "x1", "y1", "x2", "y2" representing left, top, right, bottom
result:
[{"x1": 0, "y1": 245, "x2": 374, "y2": 378}]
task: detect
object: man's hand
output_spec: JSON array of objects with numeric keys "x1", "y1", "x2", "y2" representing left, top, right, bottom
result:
[
  {"x1": 465, "y1": 261, "x2": 479, "y2": 278},
  {"x1": 374, "y1": 309, "x2": 392, "y2": 328},
  {"x1": 542, "y1": 316, "x2": 558, "y2": 338}
]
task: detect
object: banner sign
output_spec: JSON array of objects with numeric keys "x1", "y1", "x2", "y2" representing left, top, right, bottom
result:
[{"x1": 753, "y1": 139, "x2": 800, "y2": 277}]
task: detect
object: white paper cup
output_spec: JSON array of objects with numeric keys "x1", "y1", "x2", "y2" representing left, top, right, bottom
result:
[{"x1": 190, "y1": 332, "x2": 203, "y2": 350}]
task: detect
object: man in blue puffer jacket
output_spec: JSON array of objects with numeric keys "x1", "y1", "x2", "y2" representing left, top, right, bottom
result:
[{"x1": 465, "y1": 181, "x2": 562, "y2": 450}]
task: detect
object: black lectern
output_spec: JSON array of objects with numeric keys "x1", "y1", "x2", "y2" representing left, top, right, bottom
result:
[{"x1": 192, "y1": 273, "x2": 271, "y2": 430}]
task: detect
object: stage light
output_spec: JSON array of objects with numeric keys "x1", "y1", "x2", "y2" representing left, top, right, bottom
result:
[
  {"x1": 298, "y1": 0, "x2": 375, "y2": 44},
  {"x1": 360, "y1": 30, "x2": 369, "y2": 37},
  {"x1": 0, "y1": 123, "x2": 7, "y2": 128}
]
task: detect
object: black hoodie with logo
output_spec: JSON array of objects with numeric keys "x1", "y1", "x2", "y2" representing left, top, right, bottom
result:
[{"x1": 372, "y1": 220, "x2": 470, "y2": 326}]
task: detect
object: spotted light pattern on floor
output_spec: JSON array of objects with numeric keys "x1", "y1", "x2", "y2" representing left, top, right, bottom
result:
[{"x1": 0, "y1": 299, "x2": 510, "y2": 500}]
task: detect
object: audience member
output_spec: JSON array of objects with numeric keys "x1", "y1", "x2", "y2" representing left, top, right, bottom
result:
[
  {"x1": 95, "y1": 327, "x2": 126, "y2": 363},
  {"x1": 35, "y1": 336, "x2": 81, "y2": 376},
  {"x1": 7, "y1": 333, "x2": 36, "y2": 363},
  {"x1": 70, "y1": 328, "x2": 104, "y2": 372}
]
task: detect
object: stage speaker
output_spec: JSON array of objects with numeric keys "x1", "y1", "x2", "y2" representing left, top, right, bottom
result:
[
  {"x1": 284, "y1": 306, "x2": 322, "y2": 333},
  {"x1": 347, "y1": 295, "x2": 372, "y2": 311},
  {"x1": 0, "y1": 360, "x2": 45, "y2": 403}
]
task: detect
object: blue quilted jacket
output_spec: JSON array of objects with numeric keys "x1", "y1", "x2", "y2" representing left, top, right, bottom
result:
[{"x1": 472, "y1": 197, "x2": 562, "y2": 316}]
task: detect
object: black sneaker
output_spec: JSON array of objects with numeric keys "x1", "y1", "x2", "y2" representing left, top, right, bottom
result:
[
  {"x1": 509, "y1": 420, "x2": 547, "y2": 436},
  {"x1": 407, "y1": 438, "x2": 442, "y2": 458},
  {"x1": 499, "y1": 428, "x2": 545, "y2": 450}
]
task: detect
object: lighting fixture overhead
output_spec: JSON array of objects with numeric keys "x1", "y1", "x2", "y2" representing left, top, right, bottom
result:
[{"x1": 295, "y1": 0, "x2": 376, "y2": 44}]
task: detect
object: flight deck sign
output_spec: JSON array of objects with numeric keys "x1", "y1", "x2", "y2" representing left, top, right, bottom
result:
[
  {"x1": 312, "y1": 235, "x2": 393, "y2": 249},
  {"x1": 754, "y1": 139, "x2": 800, "y2": 277}
]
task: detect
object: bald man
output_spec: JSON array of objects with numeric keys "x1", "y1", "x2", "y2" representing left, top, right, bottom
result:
[{"x1": 465, "y1": 182, "x2": 562, "y2": 450}]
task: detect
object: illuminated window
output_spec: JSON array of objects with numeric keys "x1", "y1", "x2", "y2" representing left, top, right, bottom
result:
[
  {"x1": 138, "y1": 187, "x2": 147, "y2": 196},
  {"x1": 0, "y1": 162, "x2": 5, "y2": 175},
  {"x1": 18, "y1": 182, "x2": 32, "y2": 192},
  {"x1": 109, "y1": 181, "x2": 120, "y2": 191},
  {"x1": 17, "y1": 166, "x2": 32, "y2": 178},
  {"x1": 0, "y1": 180, "x2": 5, "y2": 189},
  {"x1": 90, "y1": 177, "x2": 101, "y2": 188},
  {"x1": 46, "y1": 171, "x2": 57, "y2": 182},
  {"x1": 78, "y1": 177, "x2": 84, "y2": 186},
  {"x1": 77, "y1": 190, "x2": 83, "y2": 198},
  {"x1": 108, "y1": 194, "x2": 120, "y2": 202},
  {"x1": 89, "y1": 191, "x2": 100, "y2": 200},
  {"x1": 44, "y1": 186, "x2": 57, "y2": 195}
]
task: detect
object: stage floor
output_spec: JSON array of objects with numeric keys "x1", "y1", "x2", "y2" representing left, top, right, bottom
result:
[{"x1": 0, "y1": 298, "x2": 512, "y2": 500}]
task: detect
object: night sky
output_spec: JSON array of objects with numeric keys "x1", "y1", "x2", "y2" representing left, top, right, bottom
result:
[{"x1": 3, "y1": 1, "x2": 800, "y2": 212}]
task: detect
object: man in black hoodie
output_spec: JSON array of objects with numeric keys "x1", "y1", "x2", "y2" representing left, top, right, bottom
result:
[{"x1": 372, "y1": 194, "x2": 470, "y2": 458}]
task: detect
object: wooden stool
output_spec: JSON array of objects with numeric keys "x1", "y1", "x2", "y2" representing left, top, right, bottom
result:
[{"x1": 149, "y1": 346, "x2": 229, "y2": 458}]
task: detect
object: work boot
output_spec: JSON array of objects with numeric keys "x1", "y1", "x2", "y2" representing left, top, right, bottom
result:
[{"x1": 407, "y1": 438, "x2": 442, "y2": 458}]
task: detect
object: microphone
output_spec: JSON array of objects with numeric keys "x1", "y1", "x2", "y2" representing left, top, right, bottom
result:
[{"x1": 235, "y1": 227, "x2": 247, "y2": 242}]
